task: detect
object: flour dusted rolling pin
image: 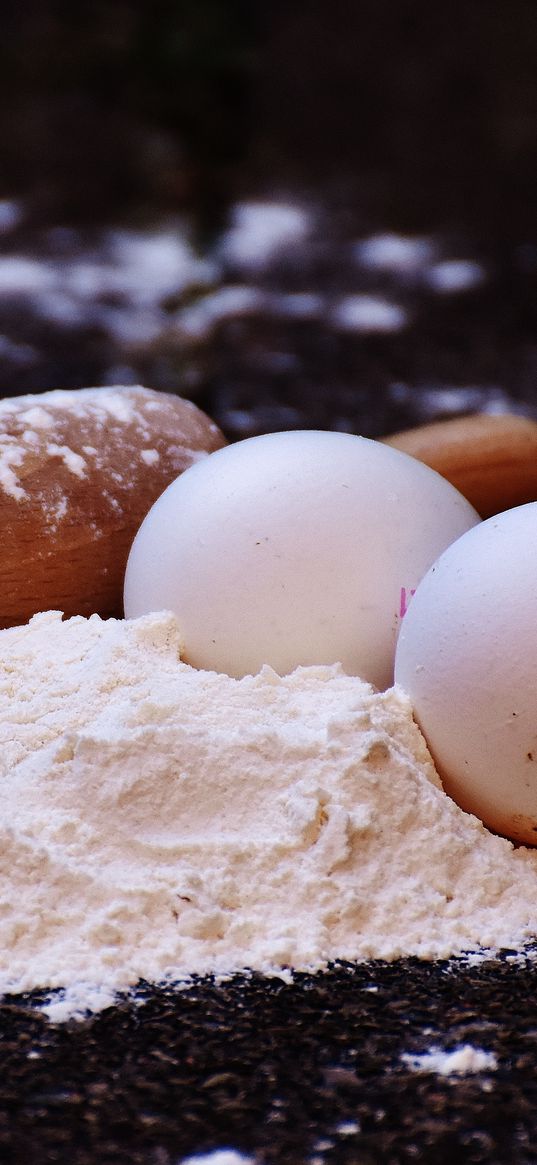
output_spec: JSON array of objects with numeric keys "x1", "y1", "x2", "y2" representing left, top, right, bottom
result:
[
  {"x1": 0, "y1": 385, "x2": 226, "y2": 627},
  {"x1": 383, "y1": 413, "x2": 537, "y2": 518}
]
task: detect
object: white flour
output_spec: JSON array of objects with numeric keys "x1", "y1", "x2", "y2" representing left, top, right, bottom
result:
[
  {"x1": 2, "y1": 609, "x2": 537, "y2": 1017},
  {"x1": 400, "y1": 1045, "x2": 498, "y2": 1077},
  {"x1": 0, "y1": 384, "x2": 216, "y2": 509}
]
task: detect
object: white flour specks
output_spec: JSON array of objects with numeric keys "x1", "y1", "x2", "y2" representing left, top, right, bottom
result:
[
  {"x1": 401, "y1": 1044, "x2": 498, "y2": 1077},
  {"x1": 46, "y1": 443, "x2": 87, "y2": 478},
  {"x1": 20, "y1": 406, "x2": 55, "y2": 430},
  {"x1": 331, "y1": 295, "x2": 407, "y2": 334},
  {"x1": 140, "y1": 448, "x2": 160, "y2": 466},
  {"x1": 179, "y1": 1151, "x2": 255, "y2": 1165},
  {"x1": 0, "y1": 442, "x2": 26, "y2": 500},
  {"x1": 0, "y1": 385, "x2": 220, "y2": 525}
]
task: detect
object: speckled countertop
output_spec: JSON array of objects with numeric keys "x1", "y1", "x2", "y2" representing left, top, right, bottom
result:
[{"x1": 2, "y1": 958, "x2": 537, "y2": 1164}]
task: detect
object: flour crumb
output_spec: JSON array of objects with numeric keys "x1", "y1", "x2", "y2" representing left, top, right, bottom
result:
[
  {"x1": 140, "y1": 447, "x2": 160, "y2": 466},
  {"x1": 179, "y1": 1151, "x2": 255, "y2": 1165},
  {"x1": 401, "y1": 1044, "x2": 498, "y2": 1076},
  {"x1": 336, "y1": 1121, "x2": 360, "y2": 1136},
  {"x1": 46, "y1": 442, "x2": 87, "y2": 477}
]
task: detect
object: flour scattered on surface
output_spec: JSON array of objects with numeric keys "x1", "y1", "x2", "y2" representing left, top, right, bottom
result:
[
  {"x1": 401, "y1": 1044, "x2": 498, "y2": 1076},
  {"x1": 20, "y1": 405, "x2": 55, "y2": 430},
  {"x1": 2, "y1": 610, "x2": 537, "y2": 1017},
  {"x1": 425, "y1": 259, "x2": 486, "y2": 294},
  {"x1": 45, "y1": 442, "x2": 87, "y2": 477},
  {"x1": 336, "y1": 1121, "x2": 361, "y2": 1136},
  {"x1": 0, "y1": 385, "x2": 136, "y2": 503},
  {"x1": 330, "y1": 294, "x2": 407, "y2": 334},
  {"x1": 179, "y1": 1150, "x2": 256, "y2": 1165},
  {"x1": 217, "y1": 200, "x2": 312, "y2": 272},
  {"x1": 140, "y1": 448, "x2": 160, "y2": 466},
  {"x1": 0, "y1": 384, "x2": 221, "y2": 513},
  {"x1": 353, "y1": 232, "x2": 436, "y2": 275}
]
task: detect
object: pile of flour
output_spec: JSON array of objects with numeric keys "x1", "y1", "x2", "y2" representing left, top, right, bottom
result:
[{"x1": 2, "y1": 609, "x2": 537, "y2": 1015}]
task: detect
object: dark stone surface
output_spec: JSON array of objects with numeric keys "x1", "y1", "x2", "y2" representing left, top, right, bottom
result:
[
  {"x1": 1, "y1": 206, "x2": 536, "y2": 444},
  {"x1": 2, "y1": 958, "x2": 537, "y2": 1164}
]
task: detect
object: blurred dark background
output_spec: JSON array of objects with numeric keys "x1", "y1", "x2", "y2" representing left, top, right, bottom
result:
[{"x1": 2, "y1": 0, "x2": 537, "y2": 437}]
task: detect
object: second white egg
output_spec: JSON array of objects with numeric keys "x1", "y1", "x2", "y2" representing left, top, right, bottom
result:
[
  {"x1": 395, "y1": 502, "x2": 537, "y2": 845},
  {"x1": 124, "y1": 429, "x2": 479, "y2": 687}
]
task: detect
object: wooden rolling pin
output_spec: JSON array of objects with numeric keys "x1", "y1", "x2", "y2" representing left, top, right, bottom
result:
[
  {"x1": 0, "y1": 385, "x2": 226, "y2": 628},
  {"x1": 383, "y1": 413, "x2": 537, "y2": 518}
]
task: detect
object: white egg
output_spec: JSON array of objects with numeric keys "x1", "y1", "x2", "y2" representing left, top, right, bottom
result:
[
  {"x1": 395, "y1": 502, "x2": 537, "y2": 845},
  {"x1": 124, "y1": 430, "x2": 479, "y2": 688}
]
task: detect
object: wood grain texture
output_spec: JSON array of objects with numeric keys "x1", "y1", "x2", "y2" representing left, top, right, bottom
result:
[
  {"x1": 383, "y1": 413, "x2": 537, "y2": 518},
  {"x1": 0, "y1": 386, "x2": 226, "y2": 627}
]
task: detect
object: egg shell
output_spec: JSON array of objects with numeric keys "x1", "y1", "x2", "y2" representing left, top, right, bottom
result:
[
  {"x1": 124, "y1": 429, "x2": 479, "y2": 688},
  {"x1": 384, "y1": 412, "x2": 537, "y2": 518},
  {"x1": 395, "y1": 502, "x2": 537, "y2": 845}
]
